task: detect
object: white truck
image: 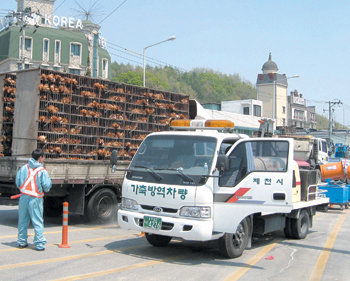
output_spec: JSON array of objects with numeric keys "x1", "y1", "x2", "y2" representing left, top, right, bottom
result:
[
  {"x1": 259, "y1": 119, "x2": 329, "y2": 179},
  {"x1": 115, "y1": 119, "x2": 329, "y2": 258},
  {"x1": 282, "y1": 134, "x2": 329, "y2": 168}
]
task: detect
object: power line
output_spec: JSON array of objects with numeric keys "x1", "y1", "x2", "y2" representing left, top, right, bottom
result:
[
  {"x1": 107, "y1": 44, "x2": 178, "y2": 69},
  {"x1": 55, "y1": 0, "x2": 67, "y2": 12},
  {"x1": 106, "y1": 40, "x2": 187, "y2": 72},
  {"x1": 108, "y1": 48, "x2": 172, "y2": 69},
  {"x1": 107, "y1": 51, "x2": 143, "y2": 66},
  {"x1": 98, "y1": 0, "x2": 128, "y2": 25},
  {"x1": 107, "y1": 41, "x2": 171, "y2": 66},
  {"x1": 108, "y1": 47, "x2": 143, "y2": 64}
]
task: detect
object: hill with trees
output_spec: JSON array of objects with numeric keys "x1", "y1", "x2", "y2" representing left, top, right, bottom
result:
[
  {"x1": 111, "y1": 62, "x2": 256, "y2": 103},
  {"x1": 111, "y1": 62, "x2": 341, "y2": 130}
]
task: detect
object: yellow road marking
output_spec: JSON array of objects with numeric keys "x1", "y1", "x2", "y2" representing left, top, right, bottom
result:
[
  {"x1": 224, "y1": 242, "x2": 278, "y2": 281},
  {"x1": 52, "y1": 254, "x2": 189, "y2": 281},
  {"x1": 0, "y1": 233, "x2": 139, "y2": 253},
  {"x1": 0, "y1": 244, "x2": 144, "y2": 271},
  {"x1": 309, "y1": 210, "x2": 349, "y2": 281},
  {"x1": 0, "y1": 224, "x2": 119, "y2": 239}
]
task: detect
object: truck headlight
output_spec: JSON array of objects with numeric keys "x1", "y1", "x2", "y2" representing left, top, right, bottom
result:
[
  {"x1": 121, "y1": 197, "x2": 139, "y2": 210},
  {"x1": 180, "y1": 206, "x2": 211, "y2": 218}
]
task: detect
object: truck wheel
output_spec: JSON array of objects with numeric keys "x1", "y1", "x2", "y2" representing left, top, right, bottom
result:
[
  {"x1": 86, "y1": 188, "x2": 117, "y2": 224},
  {"x1": 44, "y1": 197, "x2": 62, "y2": 217},
  {"x1": 145, "y1": 233, "x2": 172, "y2": 247},
  {"x1": 218, "y1": 218, "x2": 249, "y2": 258},
  {"x1": 291, "y1": 209, "x2": 310, "y2": 239},
  {"x1": 317, "y1": 203, "x2": 329, "y2": 212}
]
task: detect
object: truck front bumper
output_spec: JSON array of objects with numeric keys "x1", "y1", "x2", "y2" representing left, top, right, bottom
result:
[{"x1": 118, "y1": 209, "x2": 215, "y2": 241}]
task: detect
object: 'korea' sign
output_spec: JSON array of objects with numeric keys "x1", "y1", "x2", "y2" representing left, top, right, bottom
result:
[{"x1": 0, "y1": 13, "x2": 83, "y2": 31}]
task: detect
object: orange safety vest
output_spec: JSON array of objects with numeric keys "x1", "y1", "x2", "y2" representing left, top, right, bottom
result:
[{"x1": 19, "y1": 164, "x2": 45, "y2": 198}]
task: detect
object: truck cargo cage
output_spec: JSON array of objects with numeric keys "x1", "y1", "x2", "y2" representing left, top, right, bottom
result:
[{"x1": 1, "y1": 68, "x2": 189, "y2": 161}]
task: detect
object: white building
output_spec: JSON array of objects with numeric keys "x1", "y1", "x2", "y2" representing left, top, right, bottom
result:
[
  {"x1": 221, "y1": 99, "x2": 262, "y2": 117},
  {"x1": 193, "y1": 100, "x2": 261, "y2": 136}
]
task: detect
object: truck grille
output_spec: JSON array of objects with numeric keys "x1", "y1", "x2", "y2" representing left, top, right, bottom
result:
[{"x1": 141, "y1": 204, "x2": 178, "y2": 214}]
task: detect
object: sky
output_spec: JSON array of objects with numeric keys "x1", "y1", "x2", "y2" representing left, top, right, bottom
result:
[{"x1": 3, "y1": 0, "x2": 350, "y2": 126}]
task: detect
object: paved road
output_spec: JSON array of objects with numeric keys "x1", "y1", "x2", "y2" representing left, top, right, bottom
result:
[{"x1": 0, "y1": 205, "x2": 349, "y2": 281}]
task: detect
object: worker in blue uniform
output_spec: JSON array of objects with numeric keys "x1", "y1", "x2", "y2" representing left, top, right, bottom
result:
[{"x1": 16, "y1": 149, "x2": 52, "y2": 251}]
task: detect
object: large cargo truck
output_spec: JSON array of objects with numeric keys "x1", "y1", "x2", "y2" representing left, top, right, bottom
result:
[
  {"x1": 0, "y1": 68, "x2": 189, "y2": 222},
  {"x1": 117, "y1": 119, "x2": 329, "y2": 258},
  {"x1": 258, "y1": 118, "x2": 328, "y2": 181}
]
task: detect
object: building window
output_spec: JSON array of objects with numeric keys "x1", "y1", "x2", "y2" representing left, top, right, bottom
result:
[
  {"x1": 17, "y1": 63, "x2": 31, "y2": 70},
  {"x1": 294, "y1": 109, "x2": 304, "y2": 121},
  {"x1": 282, "y1": 106, "x2": 286, "y2": 114},
  {"x1": 43, "y1": 39, "x2": 49, "y2": 52},
  {"x1": 70, "y1": 42, "x2": 82, "y2": 66},
  {"x1": 243, "y1": 107, "x2": 249, "y2": 115},
  {"x1": 54, "y1": 40, "x2": 61, "y2": 64},
  {"x1": 71, "y1": 43, "x2": 81, "y2": 56},
  {"x1": 25, "y1": 38, "x2": 32, "y2": 51},
  {"x1": 253, "y1": 105, "x2": 261, "y2": 117},
  {"x1": 102, "y1": 58, "x2": 108, "y2": 79},
  {"x1": 310, "y1": 113, "x2": 316, "y2": 122},
  {"x1": 42, "y1": 39, "x2": 49, "y2": 63},
  {"x1": 19, "y1": 37, "x2": 33, "y2": 59},
  {"x1": 69, "y1": 69, "x2": 80, "y2": 75}
]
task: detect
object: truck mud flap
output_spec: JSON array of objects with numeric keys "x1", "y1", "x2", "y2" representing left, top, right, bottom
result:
[{"x1": 67, "y1": 185, "x2": 85, "y2": 215}]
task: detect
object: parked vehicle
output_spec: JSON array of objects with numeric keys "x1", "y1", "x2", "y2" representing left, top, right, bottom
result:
[
  {"x1": 258, "y1": 118, "x2": 328, "y2": 182},
  {"x1": 116, "y1": 119, "x2": 329, "y2": 258}
]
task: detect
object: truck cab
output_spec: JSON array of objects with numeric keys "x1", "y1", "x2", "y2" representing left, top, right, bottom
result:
[
  {"x1": 314, "y1": 138, "x2": 329, "y2": 165},
  {"x1": 117, "y1": 119, "x2": 329, "y2": 258}
]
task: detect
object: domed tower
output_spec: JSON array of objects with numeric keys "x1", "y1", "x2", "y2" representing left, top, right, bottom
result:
[
  {"x1": 262, "y1": 52, "x2": 278, "y2": 74},
  {"x1": 256, "y1": 53, "x2": 288, "y2": 128}
]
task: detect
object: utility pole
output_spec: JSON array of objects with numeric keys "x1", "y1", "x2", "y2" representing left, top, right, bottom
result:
[
  {"x1": 326, "y1": 99, "x2": 342, "y2": 142},
  {"x1": 5, "y1": 7, "x2": 40, "y2": 70}
]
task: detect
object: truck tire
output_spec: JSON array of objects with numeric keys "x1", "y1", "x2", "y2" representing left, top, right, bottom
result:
[
  {"x1": 86, "y1": 188, "x2": 117, "y2": 224},
  {"x1": 44, "y1": 197, "x2": 62, "y2": 217},
  {"x1": 218, "y1": 218, "x2": 249, "y2": 258},
  {"x1": 145, "y1": 233, "x2": 172, "y2": 247},
  {"x1": 291, "y1": 209, "x2": 310, "y2": 239}
]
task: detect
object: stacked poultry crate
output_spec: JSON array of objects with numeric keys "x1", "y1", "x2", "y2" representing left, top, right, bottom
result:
[
  {"x1": 1, "y1": 74, "x2": 16, "y2": 156},
  {"x1": 2, "y1": 69, "x2": 189, "y2": 161}
]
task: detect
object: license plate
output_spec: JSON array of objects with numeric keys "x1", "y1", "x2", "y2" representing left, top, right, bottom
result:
[{"x1": 143, "y1": 216, "x2": 162, "y2": 230}]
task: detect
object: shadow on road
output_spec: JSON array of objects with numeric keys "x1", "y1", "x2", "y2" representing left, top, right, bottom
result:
[
  {"x1": 102, "y1": 233, "x2": 283, "y2": 269},
  {"x1": 0, "y1": 205, "x2": 118, "y2": 229}
]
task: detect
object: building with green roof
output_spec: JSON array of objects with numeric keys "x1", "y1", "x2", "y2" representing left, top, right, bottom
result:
[{"x1": 0, "y1": 0, "x2": 111, "y2": 79}]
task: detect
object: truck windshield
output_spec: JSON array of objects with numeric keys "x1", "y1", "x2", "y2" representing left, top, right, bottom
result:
[{"x1": 127, "y1": 135, "x2": 217, "y2": 185}]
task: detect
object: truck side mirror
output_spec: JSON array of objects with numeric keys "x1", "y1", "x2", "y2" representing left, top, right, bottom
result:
[
  {"x1": 216, "y1": 155, "x2": 229, "y2": 172},
  {"x1": 110, "y1": 150, "x2": 118, "y2": 172}
]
